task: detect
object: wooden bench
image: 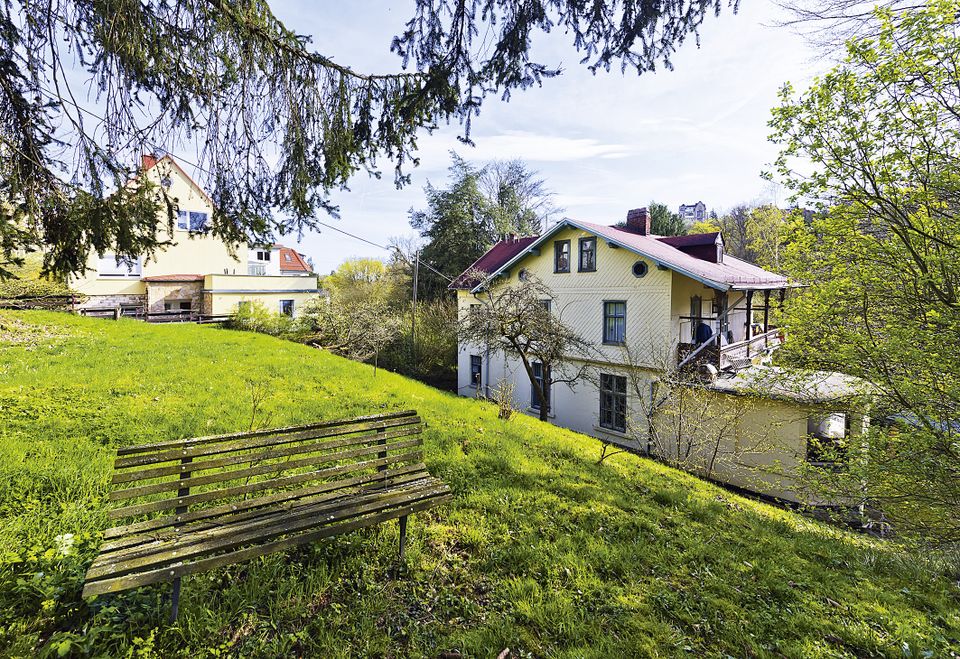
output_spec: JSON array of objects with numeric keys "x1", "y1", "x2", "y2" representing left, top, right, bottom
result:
[{"x1": 82, "y1": 410, "x2": 451, "y2": 620}]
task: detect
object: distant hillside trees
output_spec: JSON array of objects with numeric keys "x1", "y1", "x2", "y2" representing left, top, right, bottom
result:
[
  {"x1": 409, "y1": 153, "x2": 559, "y2": 300},
  {"x1": 649, "y1": 201, "x2": 685, "y2": 236},
  {"x1": 316, "y1": 255, "x2": 456, "y2": 388},
  {"x1": 319, "y1": 257, "x2": 407, "y2": 308},
  {"x1": 770, "y1": 1, "x2": 960, "y2": 545}
]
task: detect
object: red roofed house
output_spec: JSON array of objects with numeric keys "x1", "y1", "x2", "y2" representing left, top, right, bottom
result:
[
  {"x1": 451, "y1": 208, "x2": 869, "y2": 504},
  {"x1": 70, "y1": 154, "x2": 319, "y2": 318}
]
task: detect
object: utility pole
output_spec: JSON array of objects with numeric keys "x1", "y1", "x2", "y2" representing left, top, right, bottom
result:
[{"x1": 411, "y1": 250, "x2": 419, "y2": 361}]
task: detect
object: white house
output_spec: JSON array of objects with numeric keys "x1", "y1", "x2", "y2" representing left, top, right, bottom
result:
[{"x1": 452, "y1": 208, "x2": 867, "y2": 504}]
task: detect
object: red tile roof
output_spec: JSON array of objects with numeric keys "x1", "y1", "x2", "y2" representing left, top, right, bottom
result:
[
  {"x1": 141, "y1": 274, "x2": 204, "y2": 282},
  {"x1": 279, "y1": 247, "x2": 312, "y2": 273},
  {"x1": 449, "y1": 236, "x2": 540, "y2": 289},
  {"x1": 657, "y1": 232, "x2": 720, "y2": 248}
]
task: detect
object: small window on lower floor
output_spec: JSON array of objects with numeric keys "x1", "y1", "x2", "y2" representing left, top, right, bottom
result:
[
  {"x1": 163, "y1": 300, "x2": 192, "y2": 312},
  {"x1": 806, "y1": 412, "x2": 849, "y2": 466},
  {"x1": 469, "y1": 355, "x2": 482, "y2": 388},
  {"x1": 599, "y1": 373, "x2": 627, "y2": 432},
  {"x1": 280, "y1": 299, "x2": 295, "y2": 317}
]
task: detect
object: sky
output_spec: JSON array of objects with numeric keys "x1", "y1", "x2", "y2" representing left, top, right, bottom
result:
[{"x1": 236, "y1": 2, "x2": 823, "y2": 274}]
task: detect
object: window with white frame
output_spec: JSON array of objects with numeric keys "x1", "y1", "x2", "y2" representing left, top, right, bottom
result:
[
  {"x1": 254, "y1": 249, "x2": 271, "y2": 261},
  {"x1": 177, "y1": 210, "x2": 209, "y2": 231},
  {"x1": 97, "y1": 254, "x2": 141, "y2": 277}
]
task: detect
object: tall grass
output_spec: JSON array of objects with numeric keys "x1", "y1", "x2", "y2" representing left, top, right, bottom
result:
[{"x1": 0, "y1": 311, "x2": 957, "y2": 657}]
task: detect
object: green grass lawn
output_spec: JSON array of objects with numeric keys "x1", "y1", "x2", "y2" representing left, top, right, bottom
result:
[{"x1": 0, "y1": 311, "x2": 957, "y2": 657}]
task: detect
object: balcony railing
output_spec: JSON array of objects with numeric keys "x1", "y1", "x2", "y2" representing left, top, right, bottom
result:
[{"x1": 677, "y1": 314, "x2": 782, "y2": 371}]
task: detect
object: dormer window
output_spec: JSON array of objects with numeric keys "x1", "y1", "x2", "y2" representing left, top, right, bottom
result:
[
  {"x1": 554, "y1": 240, "x2": 570, "y2": 273},
  {"x1": 254, "y1": 250, "x2": 271, "y2": 262},
  {"x1": 579, "y1": 237, "x2": 596, "y2": 272}
]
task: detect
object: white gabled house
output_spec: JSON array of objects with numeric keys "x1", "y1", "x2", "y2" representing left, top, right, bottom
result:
[{"x1": 451, "y1": 208, "x2": 868, "y2": 504}]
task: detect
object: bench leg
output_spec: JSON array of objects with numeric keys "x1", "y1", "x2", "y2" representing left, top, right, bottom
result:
[
  {"x1": 398, "y1": 515, "x2": 408, "y2": 560},
  {"x1": 169, "y1": 577, "x2": 182, "y2": 623}
]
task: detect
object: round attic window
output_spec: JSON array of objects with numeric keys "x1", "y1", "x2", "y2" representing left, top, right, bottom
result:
[
  {"x1": 518, "y1": 268, "x2": 530, "y2": 281},
  {"x1": 160, "y1": 176, "x2": 172, "y2": 188},
  {"x1": 632, "y1": 260, "x2": 649, "y2": 278}
]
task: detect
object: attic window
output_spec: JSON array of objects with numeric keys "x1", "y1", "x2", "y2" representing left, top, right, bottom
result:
[
  {"x1": 632, "y1": 261, "x2": 648, "y2": 278},
  {"x1": 518, "y1": 268, "x2": 530, "y2": 281},
  {"x1": 284, "y1": 254, "x2": 292, "y2": 262},
  {"x1": 177, "y1": 210, "x2": 208, "y2": 231}
]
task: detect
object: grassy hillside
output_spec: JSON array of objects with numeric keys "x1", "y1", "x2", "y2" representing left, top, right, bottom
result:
[{"x1": 0, "y1": 311, "x2": 957, "y2": 657}]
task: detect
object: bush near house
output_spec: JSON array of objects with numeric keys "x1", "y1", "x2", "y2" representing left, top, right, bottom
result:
[{"x1": 0, "y1": 311, "x2": 957, "y2": 657}]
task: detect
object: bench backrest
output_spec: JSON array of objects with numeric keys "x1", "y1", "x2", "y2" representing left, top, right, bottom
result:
[{"x1": 103, "y1": 410, "x2": 425, "y2": 540}]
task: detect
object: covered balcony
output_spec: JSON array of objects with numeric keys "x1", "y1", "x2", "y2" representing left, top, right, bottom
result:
[{"x1": 676, "y1": 287, "x2": 787, "y2": 372}]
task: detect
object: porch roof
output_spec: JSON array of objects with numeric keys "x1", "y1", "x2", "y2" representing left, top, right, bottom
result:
[{"x1": 707, "y1": 366, "x2": 869, "y2": 405}]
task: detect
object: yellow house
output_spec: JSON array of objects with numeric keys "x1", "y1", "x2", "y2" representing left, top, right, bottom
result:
[
  {"x1": 69, "y1": 155, "x2": 320, "y2": 318},
  {"x1": 451, "y1": 208, "x2": 868, "y2": 504}
]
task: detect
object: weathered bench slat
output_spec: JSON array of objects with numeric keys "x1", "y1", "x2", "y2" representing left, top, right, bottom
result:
[
  {"x1": 115, "y1": 410, "x2": 419, "y2": 456},
  {"x1": 108, "y1": 450, "x2": 423, "y2": 520},
  {"x1": 99, "y1": 468, "x2": 431, "y2": 554},
  {"x1": 109, "y1": 436, "x2": 423, "y2": 502},
  {"x1": 114, "y1": 415, "x2": 421, "y2": 469},
  {"x1": 102, "y1": 462, "x2": 430, "y2": 543},
  {"x1": 87, "y1": 480, "x2": 449, "y2": 580},
  {"x1": 111, "y1": 425, "x2": 421, "y2": 485},
  {"x1": 83, "y1": 493, "x2": 451, "y2": 598}
]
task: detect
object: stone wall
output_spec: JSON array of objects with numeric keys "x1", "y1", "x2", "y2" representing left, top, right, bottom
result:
[
  {"x1": 145, "y1": 282, "x2": 203, "y2": 314},
  {"x1": 77, "y1": 294, "x2": 145, "y2": 311}
]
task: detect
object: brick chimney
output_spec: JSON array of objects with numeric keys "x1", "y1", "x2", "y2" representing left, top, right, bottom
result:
[{"x1": 626, "y1": 208, "x2": 652, "y2": 235}]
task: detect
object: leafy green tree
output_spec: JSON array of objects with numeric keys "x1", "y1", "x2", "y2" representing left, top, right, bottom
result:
[
  {"x1": 745, "y1": 205, "x2": 790, "y2": 271},
  {"x1": 321, "y1": 257, "x2": 405, "y2": 308},
  {"x1": 2, "y1": 1, "x2": 732, "y2": 280},
  {"x1": 688, "y1": 219, "x2": 721, "y2": 235},
  {"x1": 769, "y1": 0, "x2": 960, "y2": 545},
  {"x1": 409, "y1": 154, "x2": 494, "y2": 299},
  {"x1": 649, "y1": 201, "x2": 685, "y2": 236},
  {"x1": 480, "y1": 160, "x2": 559, "y2": 236},
  {"x1": 409, "y1": 153, "x2": 559, "y2": 298}
]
